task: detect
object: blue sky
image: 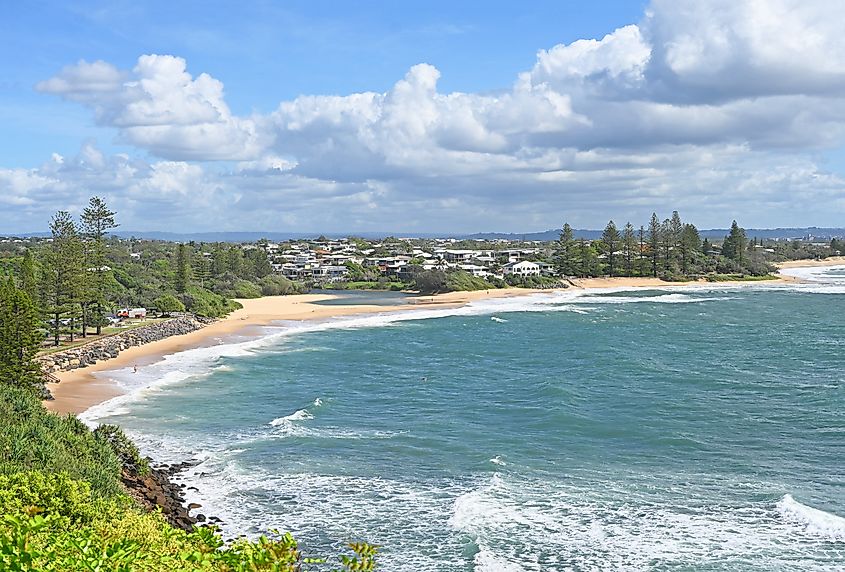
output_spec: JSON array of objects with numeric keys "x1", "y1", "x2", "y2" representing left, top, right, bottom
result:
[
  {"x1": 1, "y1": 1, "x2": 645, "y2": 165},
  {"x1": 2, "y1": 1, "x2": 845, "y2": 233}
]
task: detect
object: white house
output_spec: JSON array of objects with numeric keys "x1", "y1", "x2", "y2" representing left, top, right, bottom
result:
[{"x1": 503, "y1": 261, "x2": 540, "y2": 277}]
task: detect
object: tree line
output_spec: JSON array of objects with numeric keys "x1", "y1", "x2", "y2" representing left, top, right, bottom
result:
[{"x1": 556, "y1": 212, "x2": 771, "y2": 279}]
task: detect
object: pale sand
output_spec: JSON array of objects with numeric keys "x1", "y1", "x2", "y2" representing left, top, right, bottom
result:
[
  {"x1": 45, "y1": 262, "x2": 838, "y2": 416},
  {"x1": 45, "y1": 289, "x2": 537, "y2": 414},
  {"x1": 776, "y1": 256, "x2": 845, "y2": 269}
]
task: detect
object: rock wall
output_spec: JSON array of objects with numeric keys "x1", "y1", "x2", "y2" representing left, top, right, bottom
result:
[{"x1": 38, "y1": 316, "x2": 211, "y2": 374}]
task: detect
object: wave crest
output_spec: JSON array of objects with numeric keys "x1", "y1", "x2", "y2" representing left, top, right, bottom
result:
[{"x1": 777, "y1": 494, "x2": 845, "y2": 540}]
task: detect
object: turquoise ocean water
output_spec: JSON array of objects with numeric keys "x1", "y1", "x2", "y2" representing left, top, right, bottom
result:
[{"x1": 82, "y1": 266, "x2": 845, "y2": 571}]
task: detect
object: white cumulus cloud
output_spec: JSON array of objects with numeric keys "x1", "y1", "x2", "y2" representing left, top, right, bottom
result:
[{"x1": 14, "y1": 0, "x2": 845, "y2": 232}]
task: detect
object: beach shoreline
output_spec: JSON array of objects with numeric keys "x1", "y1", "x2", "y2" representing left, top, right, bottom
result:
[{"x1": 44, "y1": 258, "x2": 841, "y2": 415}]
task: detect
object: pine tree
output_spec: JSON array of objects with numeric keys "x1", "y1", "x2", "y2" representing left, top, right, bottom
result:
[
  {"x1": 0, "y1": 277, "x2": 43, "y2": 389},
  {"x1": 175, "y1": 244, "x2": 191, "y2": 293},
  {"x1": 80, "y1": 196, "x2": 118, "y2": 335},
  {"x1": 578, "y1": 238, "x2": 598, "y2": 277},
  {"x1": 660, "y1": 218, "x2": 673, "y2": 274},
  {"x1": 669, "y1": 211, "x2": 683, "y2": 267},
  {"x1": 622, "y1": 222, "x2": 636, "y2": 277},
  {"x1": 601, "y1": 220, "x2": 621, "y2": 277},
  {"x1": 648, "y1": 213, "x2": 660, "y2": 278},
  {"x1": 41, "y1": 211, "x2": 85, "y2": 346},
  {"x1": 722, "y1": 220, "x2": 747, "y2": 264},
  {"x1": 638, "y1": 225, "x2": 646, "y2": 276},
  {"x1": 20, "y1": 250, "x2": 38, "y2": 303},
  {"x1": 556, "y1": 223, "x2": 576, "y2": 276},
  {"x1": 679, "y1": 224, "x2": 700, "y2": 276},
  {"x1": 192, "y1": 252, "x2": 211, "y2": 288},
  {"x1": 228, "y1": 247, "x2": 243, "y2": 277}
]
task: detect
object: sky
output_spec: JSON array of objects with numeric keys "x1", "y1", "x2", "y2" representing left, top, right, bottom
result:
[{"x1": 2, "y1": 0, "x2": 845, "y2": 234}]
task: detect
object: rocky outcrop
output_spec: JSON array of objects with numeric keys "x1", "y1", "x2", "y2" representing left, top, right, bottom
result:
[
  {"x1": 122, "y1": 459, "x2": 222, "y2": 531},
  {"x1": 38, "y1": 316, "x2": 212, "y2": 375}
]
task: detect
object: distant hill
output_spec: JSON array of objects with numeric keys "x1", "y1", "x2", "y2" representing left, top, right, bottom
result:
[{"x1": 10, "y1": 227, "x2": 845, "y2": 243}]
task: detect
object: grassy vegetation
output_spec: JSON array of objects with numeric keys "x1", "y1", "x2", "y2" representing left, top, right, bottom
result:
[
  {"x1": 0, "y1": 384, "x2": 378, "y2": 571},
  {"x1": 445, "y1": 271, "x2": 494, "y2": 292},
  {"x1": 327, "y1": 281, "x2": 405, "y2": 291},
  {"x1": 705, "y1": 273, "x2": 781, "y2": 282}
]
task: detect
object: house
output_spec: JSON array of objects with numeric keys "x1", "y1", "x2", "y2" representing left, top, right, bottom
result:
[
  {"x1": 459, "y1": 264, "x2": 491, "y2": 277},
  {"x1": 503, "y1": 261, "x2": 540, "y2": 277}
]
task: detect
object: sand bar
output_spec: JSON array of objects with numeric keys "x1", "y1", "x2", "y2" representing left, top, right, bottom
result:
[{"x1": 775, "y1": 256, "x2": 845, "y2": 269}]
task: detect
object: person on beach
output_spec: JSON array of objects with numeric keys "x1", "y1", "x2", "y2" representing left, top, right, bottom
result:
[{"x1": 133, "y1": 364, "x2": 138, "y2": 373}]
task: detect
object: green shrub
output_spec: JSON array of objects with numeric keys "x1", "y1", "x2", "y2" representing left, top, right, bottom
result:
[
  {"x1": 93, "y1": 425, "x2": 149, "y2": 476},
  {"x1": 179, "y1": 286, "x2": 241, "y2": 318},
  {"x1": 0, "y1": 472, "x2": 98, "y2": 523},
  {"x1": 0, "y1": 509, "x2": 378, "y2": 571},
  {"x1": 258, "y1": 275, "x2": 305, "y2": 296},
  {"x1": 445, "y1": 270, "x2": 493, "y2": 292},
  {"x1": 0, "y1": 385, "x2": 123, "y2": 499},
  {"x1": 152, "y1": 294, "x2": 185, "y2": 315}
]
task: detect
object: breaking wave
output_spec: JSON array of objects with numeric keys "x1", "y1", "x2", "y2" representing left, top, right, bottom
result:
[{"x1": 777, "y1": 494, "x2": 845, "y2": 541}]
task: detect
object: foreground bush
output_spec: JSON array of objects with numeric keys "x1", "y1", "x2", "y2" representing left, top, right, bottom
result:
[
  {"x1": 0, "y1": 506, "x2": 378, "y2": 572},
  {"x1": 0, "y1": 385, "x2": 123, "y2": 499},
  {"x1": 0, "y1": 385, "x2": 378, "y2": 570}
]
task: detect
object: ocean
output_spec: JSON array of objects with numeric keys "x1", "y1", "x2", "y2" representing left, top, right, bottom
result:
[{"x1": 81, "y1": 266, "x2": 845, "y2": 571}]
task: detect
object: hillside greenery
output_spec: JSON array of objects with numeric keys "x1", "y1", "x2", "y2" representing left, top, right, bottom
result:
[
  {"x1": 0, "y1": 383, "x2": 378, "y2": 571},
  {"x1": 0, "y1": 263, "x2": 377, "y2": 570}
]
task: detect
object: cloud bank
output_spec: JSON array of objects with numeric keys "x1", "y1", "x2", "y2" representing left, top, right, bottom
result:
[{"x1": 5, "y1": 0, "x2": 845, "y2": 233}]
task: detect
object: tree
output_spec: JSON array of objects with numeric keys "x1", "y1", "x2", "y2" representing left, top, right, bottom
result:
[
  {"x1": 153, "y1": 294, "x2": 185, "y2": 316},
  {"x1": 20, "y1": 250, "x2": 38, "y2": 303},
  {"x1": 722, "y1": 220, "x2": 747, "y2": 264},
  {"x1": 601, "y1": 220, "x2": 621, "y2": 277},
  {"x1": 556, "y1": 223, "x2": 577, "y2": 276},
  {"x1": 415, "y1": 270, "x2": 447, "y2": 294},
  {"x1": 41, "y1": 211, "x2": 85, "y2": 346},
  {"x1": 669, "y1": 210, "x2": 683, "y2": 266},
  {"x1": 702, "y1": 238, "x2": 712, "y2": 255},
  {"x1": 0, "y1": 277, "x2": 43, "y2": 390},
  {"x1": 192, "y1": 252, "x2": 211, "y2": 287},
  {"x1": 638, "y1": 225, "x2": 646, "y2": 276},
  {"x1": 175, "y1": 244, "x2": 191, "y2": 293},
  {"x1": 80, "y1": 197, "x2": 118, "y2": 335},
  {"x1": 679, "y1": 224, "x2": 700, "y2": 275},
  {"x1": 578, "y1": 238, "x2": 599, "y2": 277},
  {"x1": 648, "y1": 213, "x2": 660, "y2": 277},
  {"x1": 622, "y1": 222, "x2": 636, "y2": 277},
  {"x1": 660, "y1": 218, "x2": 673, "y2": 274}
]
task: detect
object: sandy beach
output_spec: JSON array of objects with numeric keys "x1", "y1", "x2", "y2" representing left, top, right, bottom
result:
[
  {"x1": 775, "y1": 256, "x2": 845, "y2": 269},
  {"x1": 45, "y1": 288, "x2": 539, "y2": 414},
  {"x1": 44, "y1": 258, "x2": 841, "y2": 415}
]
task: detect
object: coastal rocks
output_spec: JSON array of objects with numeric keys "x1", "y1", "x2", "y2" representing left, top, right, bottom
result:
[
  {"x1": 38, "y1": 316, "x2": 210, "y2": 376},
  {"x1": 121, "y1": 459, "x2": 210, "y2": 532}
]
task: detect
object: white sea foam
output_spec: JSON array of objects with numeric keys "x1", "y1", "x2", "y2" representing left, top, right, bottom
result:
[
  {"x1": 777, "y1": 494, "x2": 845, "y2": 540},
  {"x1": 474, "y1": 547, "x2": 524, "y2": 572},
  {"x1": 313, "y1": 398, "x2": 323, "y2": 407},
  {"x1": 445, "y1": 474, "x2": 845, "y2": 571},
  {"x1": 269, "y1": 409, "x2": 314, "y2": 426},
  {"x1": 490, "y1": 316, "x2": 508, "y2": 323},
  {"x1": 489, "y1": 456, "x2": 506, "y2": 466}
]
